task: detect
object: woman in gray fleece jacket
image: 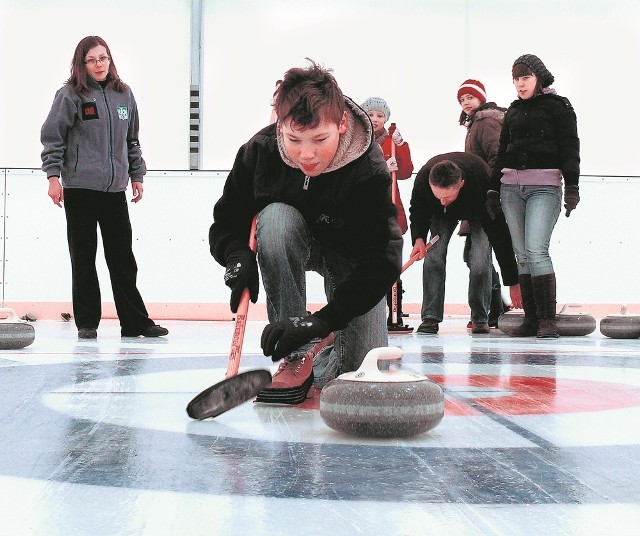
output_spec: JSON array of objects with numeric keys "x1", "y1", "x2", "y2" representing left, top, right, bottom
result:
[{"x1": 40, "y1": 35, "x2": 167, "y2": 340}]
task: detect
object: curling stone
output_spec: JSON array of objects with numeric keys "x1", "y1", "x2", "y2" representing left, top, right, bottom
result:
[
  {"x1": 498, "y1": 304, "x2": 596, "y2": 336},
  {"x1": 0, "y1": 308, "x2": 35, "y2": 349},
  {"x1": 600, "y1": 305, "x2": 640, "y2": 339},
  {"x1": 319, "y1": 347, "x2": 444, "y2": 438}
]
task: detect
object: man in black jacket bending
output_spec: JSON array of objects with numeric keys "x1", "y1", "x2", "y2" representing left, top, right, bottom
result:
[{"x1": 409, "y1": 152, "x2": 522, "y2": 335}]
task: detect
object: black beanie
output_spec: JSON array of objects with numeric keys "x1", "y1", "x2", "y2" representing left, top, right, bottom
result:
[{"x1": 513, "y1": 54, "x2": 555, "y2": 88}]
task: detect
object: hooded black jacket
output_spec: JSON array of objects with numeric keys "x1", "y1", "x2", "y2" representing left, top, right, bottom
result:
[{"x1": 209, "y1": 97, "x2": 403, "y2": 330}]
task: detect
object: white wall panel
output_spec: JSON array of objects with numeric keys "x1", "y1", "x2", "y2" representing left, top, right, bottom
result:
[
  {"x1": 0, "y1": 169, "x2": 327, "y2": 308},
  {"x1": 1, "y1": 0, "x2": 639, "y2": 316},
  {"x1": 1, "y1": 170, "x2": 638, "y2": 312},
  {"x1": 3, "y1": 169, "x2": 71, "y2": 302},
  {"x1": 0, "y1": 0, "x2": 191, "y2": 170},
  {"x1": 199, "y1": 0, "x2": 640, "y2": 176},
  {"x1": 396, "y1": 175, "x2": 640, "y2": 309}
]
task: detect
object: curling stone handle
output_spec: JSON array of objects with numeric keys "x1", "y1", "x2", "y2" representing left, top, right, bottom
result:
[
  {"x1": 559, "y1": 303, "x2": 583, "y2": 313},
  {"x1": 338, "y1": 346, "x2": 428, "y2": 383},
  {"x1": 0, "y1": 307, "x2": 21, "y2": 323},
  {"x1": 356, "y1": 346, "x2": 403, "y2": 375}
]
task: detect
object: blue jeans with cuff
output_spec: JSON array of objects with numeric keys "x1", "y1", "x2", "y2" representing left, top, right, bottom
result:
[
  {"x1": 256, "y1": 203, "x2": 387, "y2": 378},
  {"x1": 421, "y1": 215, "x2": 492, "y2": 325}
]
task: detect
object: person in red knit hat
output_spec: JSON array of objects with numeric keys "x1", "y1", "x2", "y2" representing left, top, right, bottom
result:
[
  {"x1": 361, "y1": 97, "x2": 414, "y2": 332},
  {"x1": 457, "y1": 79, "x2": 511, "y2": 328}
]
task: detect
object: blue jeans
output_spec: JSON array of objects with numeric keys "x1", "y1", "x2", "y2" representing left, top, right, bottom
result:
[
  {"x1": 500, "y1": 184, "x2": 561, "y2": 277},
  {"x1": 256, "y1": 203, "x2": 387, "y2": 375},
  {"x1": 421, "y1": 215, "x2": 492, "y2": 324}
]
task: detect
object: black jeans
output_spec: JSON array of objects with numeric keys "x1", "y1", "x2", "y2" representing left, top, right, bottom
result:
[{"x1": 63, "y1": 188, "x2": 153, "y2": 332}]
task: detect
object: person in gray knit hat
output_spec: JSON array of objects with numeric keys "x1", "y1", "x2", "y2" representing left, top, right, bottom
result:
[
  {"x1": 360, "y1": 96, "x2": 414, "y2": 333},
  {"x1": 486, "y1": 54, "x2": 580, "y2": 339}
]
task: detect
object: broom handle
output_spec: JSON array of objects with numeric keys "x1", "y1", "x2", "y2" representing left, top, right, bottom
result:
[
  {"x1": 225, "y1": 216, "x2": 258, "y2": 379},
  {"x1": 389, "y1": 124, "x2": 400, "y2": 324},
  {"x1": 401, "y1": 234, "x2": 440, "y2": 274}
]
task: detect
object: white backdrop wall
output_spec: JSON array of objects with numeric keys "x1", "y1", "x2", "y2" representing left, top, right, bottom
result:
[
  {"x1": 1, "y1": 0, "x2": 639, "y2": 173},
  {"x1": 1, "y1": 169, "x2": 638, "y2": 319},
  {"x1": 0, "y1": 0, "x2": 639, "y2": 318}
]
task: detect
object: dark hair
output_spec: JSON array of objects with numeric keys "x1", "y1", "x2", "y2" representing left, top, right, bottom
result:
[
  {"x1": 274, "y1": 58, "x2": 345, "y2": 129},
  {"x1": 429, "y1": 161, "x2": 463, "y2": 188},
  {"x1": 66, "y1": 36, "x2": 126, "y2": 95},
  {"x1": 270, "y1": 80, "x2": 283, "y2": 107},
  {"x1": 512, "y1": 63, "x2": 543, "y2": 95}
]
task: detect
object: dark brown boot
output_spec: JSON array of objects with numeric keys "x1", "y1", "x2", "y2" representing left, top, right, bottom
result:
[
  {"x1": 510, "y1": 274, "x2": 538, "y2": 336},
  {"x1": 532, "y1": 273, "x2": 559, "y2": 339}
]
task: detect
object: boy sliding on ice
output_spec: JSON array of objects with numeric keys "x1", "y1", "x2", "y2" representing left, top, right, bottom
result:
[{"x1": 209, "y1": 60, "x2": 403, "y2": 402}]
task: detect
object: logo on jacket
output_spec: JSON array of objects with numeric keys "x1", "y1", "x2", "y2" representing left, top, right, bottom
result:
[
  {"x1": 117, "y1": 105, "x2": 129, "y2": 120},
  {"x1": 316, "y1": 213, "x2": 344, "y2": 229},
  {"x1": 81, "y1": 102, "x2": 99, "y2": 120}
]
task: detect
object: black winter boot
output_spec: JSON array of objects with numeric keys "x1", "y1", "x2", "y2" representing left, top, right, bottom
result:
[
  {"x1": 532, "y1": 273, "x2": 559, "y2": 339},
  {"x1": 510, "y1": 274, "x2": 538, "y2": 336}
]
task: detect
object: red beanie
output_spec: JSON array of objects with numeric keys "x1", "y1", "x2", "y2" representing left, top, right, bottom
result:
[{"x1": 457, "y1": 79, "x2": 487, "y2": 103}]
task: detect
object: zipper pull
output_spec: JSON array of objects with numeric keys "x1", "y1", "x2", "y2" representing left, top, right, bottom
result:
[{"x1": 303, "y1": 175, "x2": 310, "y2": 190}]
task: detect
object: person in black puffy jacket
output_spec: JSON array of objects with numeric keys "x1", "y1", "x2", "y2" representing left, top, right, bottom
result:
[{"x1": 486, "y1": 54, "x2": 580, "y2": 339}]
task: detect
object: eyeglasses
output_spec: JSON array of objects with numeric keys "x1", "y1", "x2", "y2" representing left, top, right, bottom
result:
[{"x1": 84, "y1": 56, "x2": 110, "y2": 66}]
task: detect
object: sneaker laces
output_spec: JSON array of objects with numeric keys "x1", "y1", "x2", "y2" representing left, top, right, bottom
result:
[{"x1": 274, "y1": 351, "x2": 309, "y2": 377}]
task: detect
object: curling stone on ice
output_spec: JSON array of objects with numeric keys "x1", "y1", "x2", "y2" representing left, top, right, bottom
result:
[
  {"x1": 498, "y1": 304, "x2": 596, "y2": 336},
  {"x1": 320, "y1": 346, "x2": 444, "y2": 438},
  {"x1": 600, "y1": 305, "x2": 640, "y2": 339},
  {"x1": 0, "y1": 308, "x2": 35, "y2": 349}
]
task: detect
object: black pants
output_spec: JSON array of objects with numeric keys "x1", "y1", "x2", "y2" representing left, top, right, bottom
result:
[{"x1": 63, "y1": 188, "x2": 153, "y2": 331}]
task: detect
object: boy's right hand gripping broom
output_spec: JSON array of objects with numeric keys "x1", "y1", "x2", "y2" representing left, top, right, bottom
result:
[{"x1": 186, "y1": 216, "x2": 272, "y2": 420}]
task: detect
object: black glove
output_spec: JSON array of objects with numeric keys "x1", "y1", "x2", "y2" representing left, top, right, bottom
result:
[
  {"x1": 224, "y1": 250, "x2": 259, "y2": 313},
  {"x1": 564, "y1": 185, "x2": 580, "y2": 217},
  {"x1": 485, "y1": 190, "x2": 502, "y2": 220},
  {"x1": 261, "y1": 314, "x2": 331, "y2": 362}
]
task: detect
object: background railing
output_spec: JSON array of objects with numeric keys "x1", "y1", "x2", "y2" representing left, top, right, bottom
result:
[{"x1": 2, "y1": 168, "x2": 637, "y2": 319}]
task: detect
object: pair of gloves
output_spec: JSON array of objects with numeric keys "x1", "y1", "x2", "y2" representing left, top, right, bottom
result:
[
  {"x1": 485, "y1": 185, "x2": 580, "y2": 219},
  {"x1": 224, "y1": 250, "x2": 331, "y2": 362}
]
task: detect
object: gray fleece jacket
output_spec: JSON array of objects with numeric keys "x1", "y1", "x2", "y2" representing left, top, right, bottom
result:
[{"x1": 40, "y1": 76, "x2": 146, "y2": 192}]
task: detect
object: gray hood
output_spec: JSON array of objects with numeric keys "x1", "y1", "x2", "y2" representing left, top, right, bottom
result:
[{"x1": 277, "y1": 96, "x2": 373, "y2": 174}]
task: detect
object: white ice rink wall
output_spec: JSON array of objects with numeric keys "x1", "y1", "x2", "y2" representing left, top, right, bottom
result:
[{"x1": 1, "y1": 0, "x2": 639, "y2": 318}]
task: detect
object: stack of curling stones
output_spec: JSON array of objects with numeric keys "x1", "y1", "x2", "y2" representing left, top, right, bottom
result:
[
  {"x1": 319, "y1": 346, "x2": 444, "y2": 438},
  {"x1": 600, "y1": 305, "x2": 640, "y2": 339},
  {"x1": 498, "y1": 304, "x2": 596, "y2": 336},
  {"x1": 0, "y1": 307, "x2": 35, "y2": 349}
]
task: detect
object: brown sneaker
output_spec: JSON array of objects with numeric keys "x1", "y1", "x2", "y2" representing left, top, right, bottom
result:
[
  {"x1": 269, "y1": 349, "x2": 315, "y2": 390},
  {"x1": 255, "y1": 333, "x2": 335, "y2": 404},
  {"x1": 471, "y1": 323, "x2": 490, "y2": 334}
]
